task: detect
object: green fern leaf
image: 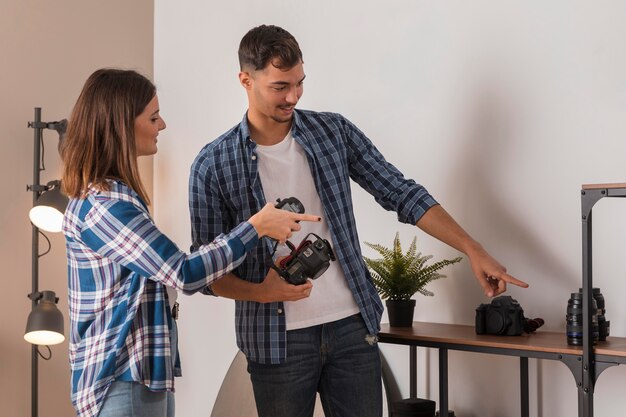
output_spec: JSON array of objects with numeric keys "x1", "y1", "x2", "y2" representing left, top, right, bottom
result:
[{"x1": 363, "y1": 234, "x2": 462, "y2": 301}]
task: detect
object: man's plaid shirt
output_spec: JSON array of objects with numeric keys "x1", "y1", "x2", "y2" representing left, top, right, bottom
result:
[{"x1": 189, "y1": 109, "x2": 437, "y2": 364}]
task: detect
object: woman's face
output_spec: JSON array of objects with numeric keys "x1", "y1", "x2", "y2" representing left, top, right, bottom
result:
[{"x1": 134, "y1": 95, "x2": 166, "y2": 157}]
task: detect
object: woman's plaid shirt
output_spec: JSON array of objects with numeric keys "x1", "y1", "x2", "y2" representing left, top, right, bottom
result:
[{"x1": 62, "y1": 180, "x2": 257, "y2": 417}]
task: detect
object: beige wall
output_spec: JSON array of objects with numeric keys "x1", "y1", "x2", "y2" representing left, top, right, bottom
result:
[{"x1": 1, "y1": 1, "x2": 153, "y2": 416}]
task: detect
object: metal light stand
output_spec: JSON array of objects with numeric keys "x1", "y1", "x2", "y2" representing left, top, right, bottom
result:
[{"x1": 26, "y1": 107, "x2": 66, "y2": 417}]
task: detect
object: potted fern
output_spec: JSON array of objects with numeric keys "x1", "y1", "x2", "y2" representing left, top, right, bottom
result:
[{"x1": 364, "y1": 233, "x2": 462, "y2": 327}]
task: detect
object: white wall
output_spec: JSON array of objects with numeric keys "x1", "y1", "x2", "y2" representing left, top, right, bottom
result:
[
  {"x1": 1, "y1": 1, "x2": 154, "y2": 416},
  {"x1": 154, "y1": 1, "x2": 626, "y2": 416}
]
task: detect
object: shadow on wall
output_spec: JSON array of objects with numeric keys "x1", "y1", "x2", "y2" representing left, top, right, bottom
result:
[
  {"x1": 447, "y1": 75, "x2": 573, "y2": 310},
  {"x1": 210, "y1": 351, "x2": 326, "y2": 417},
  {"x1": 444, "y1": 76, "x2": 574, "y2": 416}
]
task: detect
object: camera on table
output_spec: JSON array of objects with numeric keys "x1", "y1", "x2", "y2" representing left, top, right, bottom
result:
[
  {"x1": 475, "y1": 295, "x2": 544, "y2": 336},
  {"x1": 272, "y1": 197, "x2": 336, "y2": 286}
]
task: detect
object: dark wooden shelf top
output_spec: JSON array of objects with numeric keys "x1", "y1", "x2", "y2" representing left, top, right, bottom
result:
[
  {"x1": 379, "y1": 321, "x2": 626, "y2": 358},
  {"x1": 582, "y1": 183, "x2": 626, "y2": 190}
]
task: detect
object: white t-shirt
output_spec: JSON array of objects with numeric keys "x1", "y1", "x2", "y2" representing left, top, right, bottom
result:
[{"x1": 255, "y1": 131, "x2": 360, "y2": 330}]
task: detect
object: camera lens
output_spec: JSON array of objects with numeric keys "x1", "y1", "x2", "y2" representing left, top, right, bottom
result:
[
  {"x1": 566, "y1": 292, "x2": 599, "y2": 346},
  {"x1": 578, "y1": 288, "x2": 609, "y2": 341},
  {"x1": 486, "y1": 309, "x2": 509, "y2": 335}
]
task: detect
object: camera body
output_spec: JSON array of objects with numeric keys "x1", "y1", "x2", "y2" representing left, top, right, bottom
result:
[
  {"x1": 272, "y1": 197, "x2": 336, "y2": 285},
  {"x1": 475, "y1": 295, "x2": 526, "y2": 336},
  {"x1": 278, "y1": 236, "x2": 335, "y2": 285}
]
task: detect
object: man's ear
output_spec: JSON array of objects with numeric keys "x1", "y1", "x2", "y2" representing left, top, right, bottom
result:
[{"x1": 239, "y1": 71, "x2": 252, "y2": 89}]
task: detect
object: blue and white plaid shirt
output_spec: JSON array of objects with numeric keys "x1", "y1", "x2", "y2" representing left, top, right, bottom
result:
[
  {"x1": 189, "y1": 109, "x2": 438, "y2": 364},
  {"x1": 63, "y1": 180, "x2": 258, "y2": 417}
]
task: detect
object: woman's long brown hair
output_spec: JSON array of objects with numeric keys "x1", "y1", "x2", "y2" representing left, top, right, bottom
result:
[{"x1": 61, "y1": 68, "x2": 155, "y2": 204}]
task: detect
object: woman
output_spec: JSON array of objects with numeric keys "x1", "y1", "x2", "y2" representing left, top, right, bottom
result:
[{"x1": 61, "y1": 68, "x2": 318, "y2": 417}]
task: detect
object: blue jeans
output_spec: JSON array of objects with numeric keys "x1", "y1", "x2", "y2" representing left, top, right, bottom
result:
[
  {"x1": 97, "y1": 381, "x2": 175, "y2": 417},
  {"x1": 247, "y1": 314, "x2": 382, "y2": 417}
]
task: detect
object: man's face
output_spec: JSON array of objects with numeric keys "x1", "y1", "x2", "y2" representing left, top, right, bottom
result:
[{"x1": 241, "y1": 59, "x2": 305, "y2": 124}]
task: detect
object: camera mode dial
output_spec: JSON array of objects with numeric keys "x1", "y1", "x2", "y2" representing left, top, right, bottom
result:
[{"x1": 275, "y1": 197, "x2": 305, "y2": 215}]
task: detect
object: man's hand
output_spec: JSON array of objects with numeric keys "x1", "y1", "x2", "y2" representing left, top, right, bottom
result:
[
  {"x1": 256, "y1": 269, "x2": 313, "y2": 303},
  {"x1": 416, "y1": 205, "x2": 529, "y2": 298},
  {"x1": 466, "y1": 244, "x2": 528, "y2": 297}
]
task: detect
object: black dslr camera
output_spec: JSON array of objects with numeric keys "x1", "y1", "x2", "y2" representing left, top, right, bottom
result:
[
  {"x1": 475, "y1": 295, "x2": 544, "y2": 336},
  {"x1": 274, "y1": 197, "x2": 305, "y2": 216},
  {"x1": 276, "y1": 233, "x2": 335, "y2": 285},
  {"x1": 271, "y1": 198, "x2": 336, "y2": 285}
]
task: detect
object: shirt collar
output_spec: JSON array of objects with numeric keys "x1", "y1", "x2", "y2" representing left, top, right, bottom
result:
[
  {"x1": 239, "y1": 109, "x2": 304, "y2": 147},
  {"x1": 239, "y1": 111, "x2": 254, "y2": 148}
]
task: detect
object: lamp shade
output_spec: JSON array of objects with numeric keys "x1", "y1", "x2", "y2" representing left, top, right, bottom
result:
[
  {"x1": 29, "y1": 183, "x2": 68, "y2": 233},
  {"x1": 24, "y1": 291, "x2": 65, "y2": 345}
]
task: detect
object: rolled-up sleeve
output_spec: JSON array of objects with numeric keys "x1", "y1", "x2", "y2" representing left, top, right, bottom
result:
[
  {"x1": 80, "y1": 196, "x2": 257, "y2": 295},
  {"x1": 342, "y1": 117, "x2": 438, "y2": 224}
]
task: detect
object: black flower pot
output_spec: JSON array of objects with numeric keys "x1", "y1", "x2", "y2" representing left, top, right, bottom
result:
[{"x1": 386, "y1": 299, "x2": 416, "y2": 327}]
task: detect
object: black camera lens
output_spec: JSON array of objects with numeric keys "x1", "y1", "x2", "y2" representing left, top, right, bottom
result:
[
  {"x1": 566, "y1": 292, "x2": 599, "y2": 346},
  {"x1": 600, "y1": 320, "x2": 610, "y2": 341},
  {"x1": 486, "y1": 309, "x2": 510, "y2": 335},
  {"x1": 578, "y1": 288, "x2": 609, "y2": 341},
  {"x1": 474, "y1": 296, "x2": 527, "y2": 336},
  {"x1": 580, "y1": 287, "x2": 605, "y2": 310}
]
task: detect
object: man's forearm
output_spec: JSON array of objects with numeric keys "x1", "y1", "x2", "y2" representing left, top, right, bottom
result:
[
  {"x1": 416, "y1": 204, "x2": 529, "y2": 295},
  {"x1": 210, "y1": 270, "x2": 313, "y2": 303},
  {"x1": 416, "y1": 204, "x2": 482, "y2": 256},
  {"x1": 210, "y1": 273, "x2": 260, "y2": 301}
]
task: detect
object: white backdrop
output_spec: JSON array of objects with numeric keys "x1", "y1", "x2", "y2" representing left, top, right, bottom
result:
[{"x1": 153, "y1": 1, "x2": 626, "y2": 416}]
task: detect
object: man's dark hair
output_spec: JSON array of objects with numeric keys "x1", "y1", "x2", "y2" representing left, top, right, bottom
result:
[{"x1": 238, "y1": 25, "x2": 303, "y2": 71}]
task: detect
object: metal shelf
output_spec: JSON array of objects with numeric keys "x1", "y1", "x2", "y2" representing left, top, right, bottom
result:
[
  {"x1": 580, "y1": 183, "x2": 626, "y2": 416},
  {"x1": 376, "y1": 183, "x2": 626, "y2": 417}
]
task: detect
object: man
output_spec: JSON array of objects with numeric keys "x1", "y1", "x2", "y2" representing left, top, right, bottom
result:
[{"x1": 189, "y1": 24, "x2": 528, "y2": 417}]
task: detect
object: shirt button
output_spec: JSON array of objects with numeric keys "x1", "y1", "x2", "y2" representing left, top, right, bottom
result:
[
  {"x1": 251, "y1": 155, "x2": 257, "y2": 160},
  {"x1": 277, "y1": 308, "x2": 283, "y2": 314}
]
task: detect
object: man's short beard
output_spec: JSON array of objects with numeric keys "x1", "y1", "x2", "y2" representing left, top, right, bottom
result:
[{"x1": 271, "y1": 116, "x2": 292, "y2": 124}]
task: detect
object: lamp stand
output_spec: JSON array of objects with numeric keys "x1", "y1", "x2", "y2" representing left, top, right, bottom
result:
[
  {"x1": 27, "y1": 107, "x2": 67, "y2": 417},
  {"x1": 30, "y1": 107, "x2": 43, "y2": 417}
]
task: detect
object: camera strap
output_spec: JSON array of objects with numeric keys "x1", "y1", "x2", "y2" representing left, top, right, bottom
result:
[
  {"x1": 265, "y1": 239, "x2": 284, "y2": 277},
  {"x1": 265, "y1": 238, "x2": 300, "y2": 279},
  {"x1": 278, "y1": 238, "x2": 313, "y2": 269},
  {"x1": 264, "y1": 233, "x2": 329, "y2": 279},
  {"x1": 523, "y1": 318, "x2": 545, "y2": 333}
]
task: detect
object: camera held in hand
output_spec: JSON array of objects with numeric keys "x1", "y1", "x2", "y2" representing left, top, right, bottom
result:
[
  {"x1": 274, "y1": 197, "x2": 305, "y2": 216},
  {"x1": 275, "y1": 233, "x2": 335, "y2": 285},
  {"x1": 271, "y1": 197, "x2": 336, "y2": 285},
  {"x1": 475, "y1": 295, "x2": 544, "y2": 336}
]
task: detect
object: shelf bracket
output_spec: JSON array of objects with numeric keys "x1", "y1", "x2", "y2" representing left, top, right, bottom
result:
[
  {"x1": 581, "y1": 189, "x2": 605, "y2": 220},
  {"x1": 560, "y1": 353, "x2": 583, "y2": 387},
  {"x1": 594, "y1": 360, "x2": 619, "y2": 382}
]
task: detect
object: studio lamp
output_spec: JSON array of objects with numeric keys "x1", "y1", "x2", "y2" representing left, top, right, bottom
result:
[
  {"x1": 25, "y1": 107, "x2": 68, "y2": 417},
  {"x1": 24, "y1": 291, "x2": 65, "y2": 345},
  {"x1": 29, "y1": 180, "x2": 68, "y2": 233}
]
